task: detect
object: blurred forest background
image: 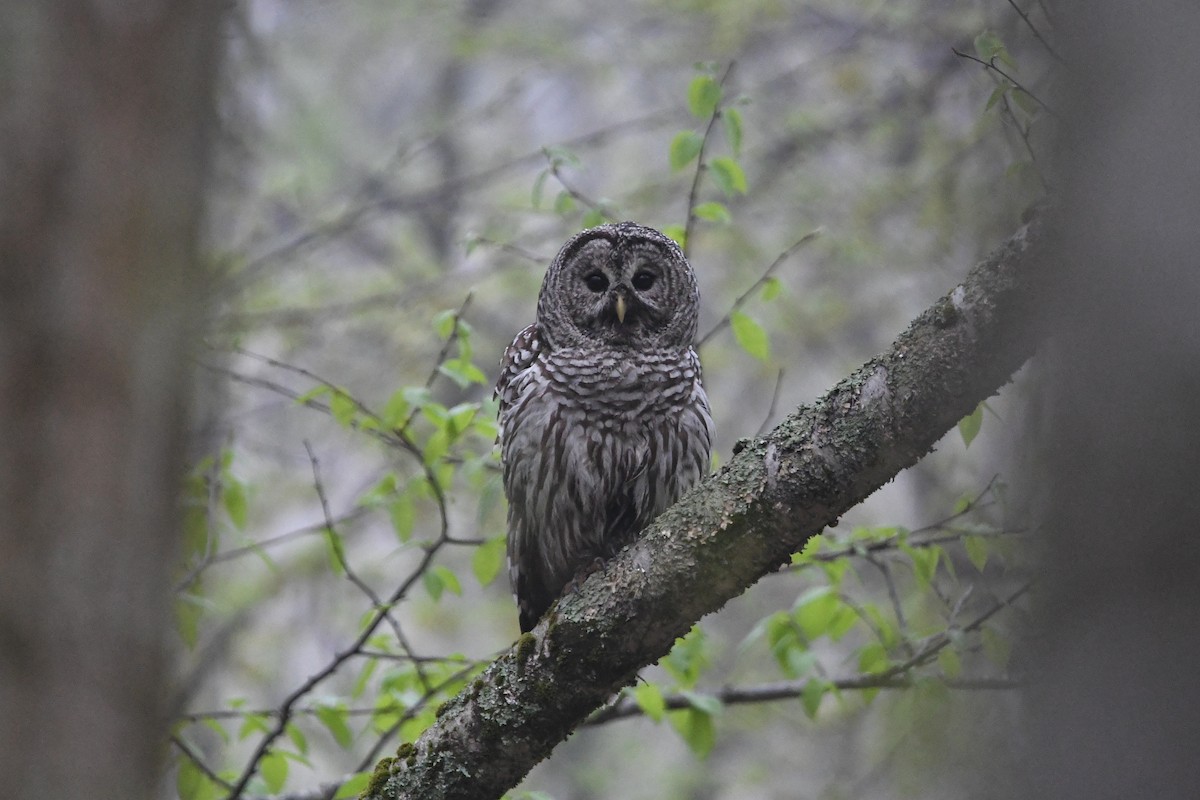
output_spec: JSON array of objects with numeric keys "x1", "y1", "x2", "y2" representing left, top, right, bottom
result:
[{"x1": 177, "y1": 0, "x2": 1050, "y2": 798}]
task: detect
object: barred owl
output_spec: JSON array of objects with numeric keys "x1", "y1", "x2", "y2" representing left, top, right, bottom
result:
[{"x1": 496, "y1": 221, "x2": 714, "y2": 632}]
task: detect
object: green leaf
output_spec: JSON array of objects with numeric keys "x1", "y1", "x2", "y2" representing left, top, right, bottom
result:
[
  {"x1": 432, "y1": 308, "x2": 457, "y2": 339},
  {"x1": 381, "y1": 390, "x2": 411, "y2": 429},
  {"x1": 531, "y1": 169, "x2": 549, "y2": 209},
  {"x1": 722, "y1": 107, "x2": 743, "y2": 155},
  {"x1": 669, "y1": 130, "x2": 704, "y2": 171},
  {"x1": 295, "y1": 385, "x2": 332, "y2": 405},
  {"x1": 422, "y1": 428, "x2": 449, "y2": 467},
  {"x1": 176, "y1": 756, "x2": 221, "y2": 800},
  {"x1": 423, "y1": 568, "x2": 444, "y2": 601},
  {"x1": 352, "y1": 655, "x2": 379, "y2": 699},
  {"x1": 553, "y1": 191, "x2": 575, "y2": 215},
  {"x1": 938, "y1": 646, "x2": 962, "y2": 678},
  {"x1": 662, "y1": 626, "x2": 708, "y2": 689},
  {"x1": 692, "y1": 201, "x2": 731, "y2": 224},
  {"x1": 760, "y1": 276, "x2": 783, "y2": 301},
  {"x1": 973, "y1": 30, "x2": 1006, "y2": 62},
  {"x1": 399, "y1": 707, "x2": 436, "y2": 743},
  {"x1": 324, "y1": 527, "x2": 347, "y2": 575},
  {"x1": 402, "y1": 386, "x2": 432, "y2": 410},
  {"x1": 445, "y1": 401, "x2": 480, "y2": 438},
  {"x1": 260, "y1": 750, "x2": 288, "y2": 793},
  {"x1": 661, "y1": 224, "x2": 687, "y2": 248},
  {"x1": 334, "y1": 772, "x2": 372, "y2": 799},
  {"x1": 985, "y1": 84, "x2": 1008, "y2": 111},
  {"x1": 730, "y1": 311, "x2": 770, "y2": 361},
  {"x1": 286, "y1": 722, "x2": 309, "y2": 756},
  {"x1": 669, "y1": 707, "x2": 717, "y2": 759},
  {"x1": 223, "y1": 479, "x2": 248, "y2": 530},
  {"x1": 634, "y1": 682, "x2": 667, "y2": 722},
  {"x1": 687, "y1": 75, "x2": 722, "y2": 119},
  {"x1": 901, "y1": 543, "x2": 940, "y2": 591},
  {"x1": 316, "y1": 704, "x2": 354, "y2": 748},
  {"x1": 964, "y1": 535, "x2": 989, "y2": 572},
  {"x1": 793, "y1": 586, "x2": 849, "y2": 640},
  {"x1": 709, "y1": 156, "x2": 748, "y2": 196},
  {"x1": 958, "y1": 403, "x2": 984, "y2": 447},
  {"x1": 582, "y1": 208, "x2": 607, "y2": 229},
  {"x1": 681, "y1": 690, "x2": 723, "y2": 717},
  {"x1": 238, "y1": 712, "x2": 271, "y2": 740},
  {"x1": 424, "y1": 565, "x2": 462, "y2": 601},
  {"x1": 471, "y1": 536, "x2": 506, "y2": 586},
  {"x1": 438, "y1": 358, "x2": 487, "y2": 389},
  {"x1": 388, "y1": 493, "x2": 415, "y2": 542},
  {"x1": 801, "y1": 679, "x2": 827, "y2": 720},
  {"x1": 329, "y1": 391, "x2": 357, "y2": 427},
  {"x1": 858, "y1": 641, "x2": 890, "y2": 675}
]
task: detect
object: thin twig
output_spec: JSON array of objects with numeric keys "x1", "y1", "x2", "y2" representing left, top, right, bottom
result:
[
  {"x1": 696, "y1": 229, "x2": 820, "y2": 348},
  {"x1": 682, "y1": 62, "x2": 736, "y2": 257},
  {"x1": 175, "y1": 506, "x2": 373, "y2": 592},
  {"x1": 544, "y1": 154, "x2": 614, "y2": 218},
  {"x1": 586, "y1": 673, "x2": 1020, "y2": 725},
  {"x1": 304, "y1": 442, "x2": 433, "y2": 692},
  {"x1": 172, "y1": 734, "x2": 236, "y2": 791},
  {"x1": 755, "y1": 369, "x2": 785, "y2": 436},
  {"x1": 1004, "y1": 0, "x2": 1065, "y2": 64},
  {"x1": 951, "y1": 48, "x2": 1056, "y2": 117}
]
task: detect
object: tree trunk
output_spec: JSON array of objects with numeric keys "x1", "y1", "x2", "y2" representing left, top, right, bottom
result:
[
  {"x1": 1026, "y1": 3, "x2": 1200, "y2": 797},
  {"x1": 0, "y1": 3, "x2": 220, "y2": 798}
]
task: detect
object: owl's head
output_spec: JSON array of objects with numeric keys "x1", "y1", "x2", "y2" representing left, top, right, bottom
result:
[{"x1": 535, "y1": 221, "x2": 700, "y2": 350}]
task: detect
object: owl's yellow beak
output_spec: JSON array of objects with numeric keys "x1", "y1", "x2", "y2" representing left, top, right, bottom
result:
[{"x1": 615, "y1": 295, "x2": 627, "y2": 324}]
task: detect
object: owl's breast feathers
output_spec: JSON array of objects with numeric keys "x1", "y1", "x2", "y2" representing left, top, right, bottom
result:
[{"x1": 498, "y1": 323, "x2": 704, "y2": 417}]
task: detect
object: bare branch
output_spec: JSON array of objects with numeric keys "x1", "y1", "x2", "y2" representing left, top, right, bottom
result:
[
  {"x1": 1004, "y1": 0, "x2": 1066, "y2": 64},
  {"x1": 696, "y1": 229, "x2": 819, "y2": 348}
]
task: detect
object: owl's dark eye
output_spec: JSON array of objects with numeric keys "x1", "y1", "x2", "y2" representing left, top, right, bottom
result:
[
  {"x1": 631, "y1": 270, "x2": 656, "y2": 291},
  {"x1": 584, "y1": 273, "x2": 609, "y2": 293}
]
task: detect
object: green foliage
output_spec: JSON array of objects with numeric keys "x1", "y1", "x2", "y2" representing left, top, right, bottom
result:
[
  {"x1": 472, "y1": 536, "x2": 506, "y2": 586},
  {"x1": 730, "y1": 311, "x2": 770, "y2": 361},
  {"x1": 633, "y1": 682, "x2": 667, "y2": 722},
  {"x1": 708, "y1": 156, "x2": 748, "y2": 196},
  {"x1": 687, "y1": 75, "x2": 722, "y2": 119},
  {"x1": 669, "y1": 131, "x2": 704, "y2": 171},
  {"x1": 316, "y1": 702, "x2": 354, "y2": 748},
  {"x1": 958, "y1": 402, "x2": 984, "y2": 447},
  {"x1": 974, "y1": 30, "x2": 1016, "y2": 69},
  {"x1": 334, "y1": 772, "x2": 372, "y2": 798},
  {"x1": 662, "y1": 626, "x2": 709, "y2": 689}
]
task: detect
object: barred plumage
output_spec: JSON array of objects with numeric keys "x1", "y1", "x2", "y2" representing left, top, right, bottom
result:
[{"x1": 496, "y1": 222, "x2": 714, "y2": 632}]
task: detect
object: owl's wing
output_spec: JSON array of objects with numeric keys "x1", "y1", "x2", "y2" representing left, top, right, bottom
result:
[
  {"x1": 494, "y1": 323, "x2": 540, "y2": 413},
  {"x1": 496, "y1": 323, "x2": 556, "y2": 631}
]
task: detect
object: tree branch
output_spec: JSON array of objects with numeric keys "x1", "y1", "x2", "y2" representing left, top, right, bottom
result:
[{"x1": 365, "y1": 213, "x2": 1049, "y2": 800}]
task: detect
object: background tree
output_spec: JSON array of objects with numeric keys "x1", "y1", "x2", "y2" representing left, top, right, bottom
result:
[
  {"x1": 1024, "y1": 2, "x2": 1200, "y2": 798},
  {"x1": 0, "y1": 3, "x2": 221, "y2": 800}
]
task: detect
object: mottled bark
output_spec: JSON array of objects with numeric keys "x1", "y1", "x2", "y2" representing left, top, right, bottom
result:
[
  {"x1": 365, "y1": 214, "x2": 1049, "y2": 800},
  {"x1": 0, "y1": 3, "x2": 220, "y2": 798}
]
